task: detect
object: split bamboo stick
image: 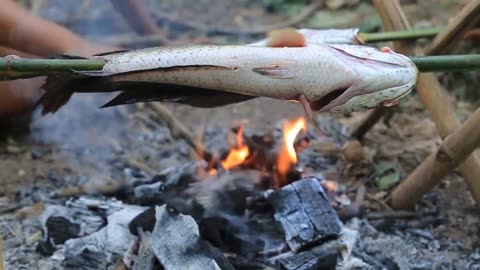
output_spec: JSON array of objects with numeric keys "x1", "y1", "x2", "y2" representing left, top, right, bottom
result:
[{"x1": 370, "y1": 0, "x2": 480, "y2": 208}]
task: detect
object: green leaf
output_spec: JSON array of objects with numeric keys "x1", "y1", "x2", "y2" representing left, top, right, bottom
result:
[
  {"x1": 377, "y1": 172, "x2": 401, "y2": 190},
  {"x1": 374, "y1": 161, "x2": 396, "y2": 175}
]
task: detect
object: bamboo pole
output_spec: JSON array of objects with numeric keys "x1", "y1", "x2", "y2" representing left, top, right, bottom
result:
[
  {"x1": 368, "y1": 0, "x2": 480, "y2": 208},
  {"x1": 410, "y1": 55, "x2": 480, "y2": 72},
  {"x1": 391, "y1": 106, "x2": 480, "y2": 209},
  {"x1": 359, "y1": 27, "x2": 441, "y2": 43},
  {"x1": 2, "y1": 54, "x2": 480, "y2": 81}
]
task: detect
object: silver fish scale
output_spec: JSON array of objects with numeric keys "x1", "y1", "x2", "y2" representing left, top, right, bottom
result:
[
  {"x1": 98, "y1": 45, "x2": 356, "y2": 100},
  {"x1": 94, "y1": 44, "x2": 417, "y2": 109}
]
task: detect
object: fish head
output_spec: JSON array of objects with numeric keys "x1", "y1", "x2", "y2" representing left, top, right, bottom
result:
[{"x1": 309, "y1": 44, "x2": 419, "y2": 113}]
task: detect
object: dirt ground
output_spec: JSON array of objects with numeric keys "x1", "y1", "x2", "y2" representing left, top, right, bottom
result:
[{"x1": 0, "y1": 0, "x2": 479, "y2": 268}]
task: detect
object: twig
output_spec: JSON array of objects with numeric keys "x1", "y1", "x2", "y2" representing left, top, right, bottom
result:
[
  {"x1": 146, "y1": 103, "x2": 206, "y2": 159},
  {"x1": 127, "y1": 159, "x2": 157, "y2": 176},
  {"x1": 426, "y1": 0, "x2": 480, "y2": 55},
  {"x1": 109, "y1": 0, "x2": 166, "y2": 35},
  {"x1": 391, "y1": 106, "x2": 480, "y2": 209},
  {"x1": 53, "y1": 180, "x2": 128, "y2": 198},
  {"x1": 365, "y1": 193, "x2": 393, "y2": 212},
  {"x1": 351, "y1": 0, "x2": 480, "y2": 206},
  {"x1": 151, "y1": 0, "x2": 325, "y2": 35},
  {"x1": 0, "y1": 229, "x2": 3, "y2": 270},
  {"x1": 366, "y1": 210, "x2": 417, "y2": 220}
]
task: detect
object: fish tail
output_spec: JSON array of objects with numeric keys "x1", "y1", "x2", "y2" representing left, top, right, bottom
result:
[
  {"x1": 35, "y1": 75, "x2": 78, "y2": 115},
  {"x1": 36, "y1": 75, "x2": 112, "y2": 115}
]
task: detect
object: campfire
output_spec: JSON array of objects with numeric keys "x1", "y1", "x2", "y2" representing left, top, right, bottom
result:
[
  {"x1": 206, "y1": 117, "x2": 309, "y2": 189},
  {"x1": 24, "y1": 114, "x2": 360, "y2": 270}
]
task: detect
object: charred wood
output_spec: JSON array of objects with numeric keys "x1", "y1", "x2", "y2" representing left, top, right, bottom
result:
[
  {"x1": 150, "y1": 205, "x2": 234, "y2": 270},
  {"x1": 267, "y1": 178, "x2": 342, "y2": 252}
]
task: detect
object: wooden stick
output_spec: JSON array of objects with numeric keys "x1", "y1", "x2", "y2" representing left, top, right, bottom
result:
[
  {"x1": 0, "y1": 230, "x2": 3, "y2": 270},
  {"x1": 146, "y1": 103, "x2": 206, "y2": 159},
  {"x1": 368, "y1": 0, "x2": 480, "y2": 207},
  {"x1": 109, "y1": 0, "x2": 166, "y2": 36},
  {"x1": 391, "y1": 106, "x2": 480, "y2": 209},
  {"x1": 426, "y1": 0, "x2": 480, "y2": 55}
]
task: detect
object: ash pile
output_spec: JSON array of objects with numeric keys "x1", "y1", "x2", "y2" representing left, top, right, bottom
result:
[{"x1": 34, "y1": 171, "x2": 361, "y2": 270}]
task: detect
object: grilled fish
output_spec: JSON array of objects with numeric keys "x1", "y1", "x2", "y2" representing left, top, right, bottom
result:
[{"x1": 37, "y1": 29, "x2": 418, "y2": 125}]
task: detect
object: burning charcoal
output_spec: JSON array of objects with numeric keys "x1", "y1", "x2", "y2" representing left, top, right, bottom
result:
[
  {"x1": 267, "y1": 178, "x2": 343, "y2": 252},
  {"x1": 276, "y1": 246, "x2": 338, "y2": 270},
  {"x1": 150, "y1": 205, "x2": 235, "y2": 270}
]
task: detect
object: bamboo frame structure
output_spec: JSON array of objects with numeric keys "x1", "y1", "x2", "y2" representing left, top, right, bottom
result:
[
  {"x1": 369, "y1": 0, "x2": 480, "y2": 208},
  {"x1": 391, "y1": 106, "x2": 480, "y2": 209}
]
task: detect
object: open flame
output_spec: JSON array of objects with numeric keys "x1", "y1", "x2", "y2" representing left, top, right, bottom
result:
[
  {"x1": 221, "y1": 126, "x2": 250, "y2": 170},
  {"x1": 276, "y1": 117, "x2": 307, "y2": 184}
]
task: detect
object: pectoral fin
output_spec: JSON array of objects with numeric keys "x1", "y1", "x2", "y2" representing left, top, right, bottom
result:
[
  {"x1": 298, "y1": 94, "x2": 327, "y2": 138},
  {"x1": 252, "y1": 61, "x2": 296, "y2": 79},
  {"x1": 100, "y1": 83, "x2": 256, "y2": 108}
]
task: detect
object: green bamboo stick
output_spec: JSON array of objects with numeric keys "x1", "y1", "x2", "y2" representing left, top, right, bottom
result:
[
  {"x1": 410, "y1": 55, "x2": 480, "y2": 72},
  {"x1": 359, "y1": 27, "x2": 442, "y2": 43},
  {"x1": 0, "y1": 57, "x2": 105, "y2": 71},
  {"x1": 0, "y1": 54, "x2": 479, "y2": 81}
]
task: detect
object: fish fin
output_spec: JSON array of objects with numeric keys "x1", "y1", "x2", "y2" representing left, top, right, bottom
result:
[
  {"x1": 35, "y1": 76, "x2": 78, "y2": 115},
  {"x1": 100, "y1": 84, "x2": 256, "y2": 108},
  {"x1": 77, "y1": 64, "x2": 232, "y2": 77},
  {"x1": 94, "y1": 49, "x2": 132, "y2": 56},
  {"x1": 252, "y1": 61, "x2": 296, "y2": 79},
  {"x1": 51, "y1": 54, "x2": 89, "y2": 60},
  {"x1": 299, "y1": 94, "x2": 327, "y2": 138},
  {"x1": 266, "y1": 28, "x2": 307, "y2": 47},
  {"x1": 35, "y1": 75, "x2": 116, "y2": 115}
]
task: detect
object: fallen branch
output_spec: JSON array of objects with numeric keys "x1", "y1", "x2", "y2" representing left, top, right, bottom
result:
[
  {"x1": 390, "y1": 106, "x2": 480, "y2": 209},
  {"x1": 146, "y1": 103, "x2": 206, "y2": 160},
  {"x1": 150, "y1": 0, "x2": 324, "y2": 35},
  {"x1": 109, "y1": 0, "x2": 166, "y2": 35},
  {"x1": 362, "y1": 0, "x2": 480, "y2": 207},
  {"x1": 426, "y1": 0, "x2": 480, "y2": 55}
]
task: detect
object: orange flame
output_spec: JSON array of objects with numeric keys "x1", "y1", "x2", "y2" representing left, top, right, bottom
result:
[
  {"x1": 277, "y1": 117, "x2": 307, "y2": 183},
  {"x1": 221, "y1": 127, "x2": 250, "y2": 170}
]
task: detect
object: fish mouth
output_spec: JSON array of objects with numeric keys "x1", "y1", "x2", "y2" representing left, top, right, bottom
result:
[{"x1": 308, "y1": 87, "x2": 348, "y2": 111}]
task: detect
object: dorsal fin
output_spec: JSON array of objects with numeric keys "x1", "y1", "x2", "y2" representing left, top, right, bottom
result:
[
  {"x1": 94, "y1": 49, "x2": 132, "y2": 56},
  {"x1": 266, "y1": 28, "x2": 307, "y2": 47}
]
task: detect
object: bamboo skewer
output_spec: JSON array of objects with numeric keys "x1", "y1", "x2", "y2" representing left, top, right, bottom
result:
[
  {"x1": 1, "y1": 54, "x2": 480, "y2": 80},
  {"x1": 358, "y1": 27, "x2": 441, "y2": 43}
]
